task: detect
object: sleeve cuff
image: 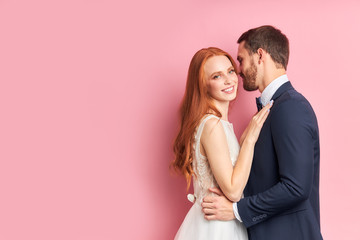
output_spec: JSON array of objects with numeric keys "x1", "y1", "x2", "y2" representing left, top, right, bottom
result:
[{"x1": 233, "y1": 202, "x2": 242, "y2": 222}]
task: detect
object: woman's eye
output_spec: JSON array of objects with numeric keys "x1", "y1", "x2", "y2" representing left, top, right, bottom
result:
[
  {"x1": 213, "y1": 75, "x2": 220, "y2": 79},
  {"x1": 229, "y1": 69, "x2": 235, "y2": 74}
]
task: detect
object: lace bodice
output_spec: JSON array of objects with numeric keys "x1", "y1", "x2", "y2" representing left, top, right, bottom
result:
[{"x1": 191, "y1": 115, "x2": 240, "y2": 203}]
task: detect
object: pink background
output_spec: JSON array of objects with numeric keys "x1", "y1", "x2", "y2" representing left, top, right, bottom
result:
[{"x1": 0, "y1": 0, "x2": 359, "y2": 239}]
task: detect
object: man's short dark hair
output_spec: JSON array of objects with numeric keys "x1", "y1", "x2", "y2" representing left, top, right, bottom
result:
[{"x1": 237, "y1": 25, "x2": 289, "y2": 70}]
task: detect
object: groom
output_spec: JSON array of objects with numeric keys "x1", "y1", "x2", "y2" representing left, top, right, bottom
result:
[{"x1": 202, "y1": 25, "x2": 323, "y2": 239}]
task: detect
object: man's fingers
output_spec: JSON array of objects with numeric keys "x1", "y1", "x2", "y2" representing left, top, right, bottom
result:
[
  {"x1": 204, "y1": 214, "x2": 217, "y2": 221},
  {"x1": 202, "y1": 196, "x2": 215, "y2": 203},
  {"x1": 203, "y1": 208, "x2": 216, "y2": 215},
  {"x1": 201, "y1": 202, "x2": 214, "y2": 209}
]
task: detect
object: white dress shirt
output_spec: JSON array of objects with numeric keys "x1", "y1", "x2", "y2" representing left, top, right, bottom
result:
[{"x1": 233, "y1": 74, "x2": 289, "y2": 222}]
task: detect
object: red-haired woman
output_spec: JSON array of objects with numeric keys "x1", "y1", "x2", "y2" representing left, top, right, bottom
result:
[{"x1": 173, "y1": 47, "x2": 272, "y2": 239}]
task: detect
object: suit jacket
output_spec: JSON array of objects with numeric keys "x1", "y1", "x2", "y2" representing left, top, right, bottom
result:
[{"x1": 237, "y1": 82, "x2": 323, "y2": 240}]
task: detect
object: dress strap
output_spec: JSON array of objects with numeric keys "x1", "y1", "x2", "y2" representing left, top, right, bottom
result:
[{"x1": 194, "y1": 114, "x2": 220, "y2": 143}]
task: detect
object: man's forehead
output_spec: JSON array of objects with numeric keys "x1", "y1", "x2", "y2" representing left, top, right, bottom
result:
[
  {"x1": 237, "y1": 47, "x2": 246, "y2": 57},
  {"x1": 238, "y1": 42, "x2": 251, "y2": 58},
  {"x1": 237, "y1": 42, "x2": 246, "y2": 54}
]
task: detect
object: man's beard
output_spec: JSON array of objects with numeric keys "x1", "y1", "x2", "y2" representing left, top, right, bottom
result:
[{"x1": 241, "y1": 60, "x2": 258, "y2": 91}]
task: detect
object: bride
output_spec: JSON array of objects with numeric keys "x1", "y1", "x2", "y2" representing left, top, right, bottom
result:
[{"x1": 172, "y1": 47, "x2": 272, "y2": 239}]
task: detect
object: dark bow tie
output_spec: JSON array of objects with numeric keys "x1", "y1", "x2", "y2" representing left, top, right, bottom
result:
[{"x1": 256, "y1": 97, "x2": 263, "y2": 111}]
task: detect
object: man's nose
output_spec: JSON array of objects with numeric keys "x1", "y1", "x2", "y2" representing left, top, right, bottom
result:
[{"x1": 238, "y1": 64, "x2": 243, "y2": 73}]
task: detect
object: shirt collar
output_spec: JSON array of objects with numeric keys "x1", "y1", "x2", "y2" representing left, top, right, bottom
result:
[{"x1": 260, "y1": 74, "x2": 289, "y2": 106}]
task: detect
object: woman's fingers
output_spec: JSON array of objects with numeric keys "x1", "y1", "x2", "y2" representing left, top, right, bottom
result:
[
  {"x1": 255, "y1": 100, "x2": 273, "y2": 123},
  {"x1": 245, "y1": 100, "x2": 274, "y2": 143}
]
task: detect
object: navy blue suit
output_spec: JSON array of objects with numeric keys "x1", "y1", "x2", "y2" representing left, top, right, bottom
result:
[{"x1": 237, "y1": 82, "x2": 323, "y2": 239}]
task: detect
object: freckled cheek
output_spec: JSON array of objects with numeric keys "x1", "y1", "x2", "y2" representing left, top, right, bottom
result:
[
  {"x1": 231, "y1": 76, "x2": 239, "y2": 85},
  {"x1": 208, "y1": 82, "x2": 222, "y2": 95},
  {"x1": 233, "y1": 78, "x2": 239, "y2": 91}
]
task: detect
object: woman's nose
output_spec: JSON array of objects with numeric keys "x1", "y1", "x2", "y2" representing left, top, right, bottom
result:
[{"x1": 224, "y1": 75, "x2": 231, "y2": 84}]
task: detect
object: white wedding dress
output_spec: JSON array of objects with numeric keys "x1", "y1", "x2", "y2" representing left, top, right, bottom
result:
[{"x1": 175, "y1": 115, "x2": 248, "y2": 240}]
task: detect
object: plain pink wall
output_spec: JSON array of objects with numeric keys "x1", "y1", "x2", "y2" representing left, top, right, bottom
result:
[{"x1": 0, "y1": 0, "x2": 359, "y2": 239}]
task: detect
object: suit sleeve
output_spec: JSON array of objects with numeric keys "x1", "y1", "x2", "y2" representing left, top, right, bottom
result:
[{"x1": 237, "y1": 98, "x2": 317, "y2": 228}]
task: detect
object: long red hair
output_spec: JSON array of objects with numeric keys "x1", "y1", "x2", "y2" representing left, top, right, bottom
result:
[{"x1": 172, "y1": 47, "x2": 238, "y2": 190}]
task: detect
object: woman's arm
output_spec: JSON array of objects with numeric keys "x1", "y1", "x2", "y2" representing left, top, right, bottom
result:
[
  {"x1": 238, "y1": 126, "x2": 249, "y2": 147},
  {"x1": 201, "y1": 103, "x2": 272, "y2": 202}
]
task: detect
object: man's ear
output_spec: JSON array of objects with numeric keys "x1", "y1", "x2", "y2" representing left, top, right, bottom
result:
[{"x1": 257, "y1": 48, "x2": 265, "y2": 64}]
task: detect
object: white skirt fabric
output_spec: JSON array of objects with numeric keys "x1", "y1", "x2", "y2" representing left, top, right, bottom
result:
[{"x1": 174, "y1": 202, "x2": 248, "y2": 240}]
